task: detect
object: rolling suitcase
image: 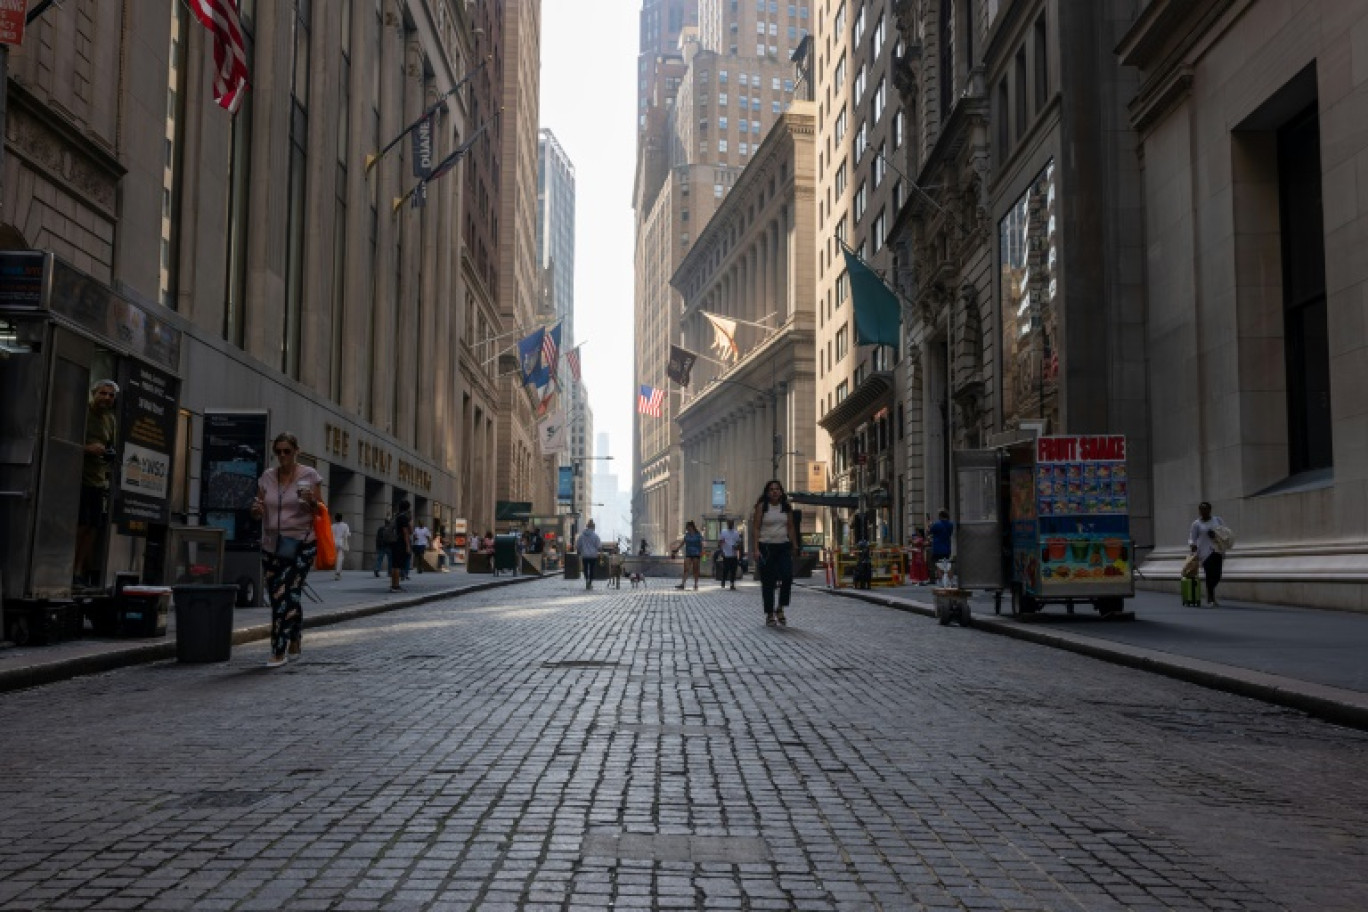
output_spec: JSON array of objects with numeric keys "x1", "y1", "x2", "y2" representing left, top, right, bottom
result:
[{"x1": 1180, "y1": 576, "x2": 1203, "y2": 607}]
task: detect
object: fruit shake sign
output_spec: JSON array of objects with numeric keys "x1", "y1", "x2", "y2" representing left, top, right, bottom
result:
[
  {"x1": 1013, "y1": 435, "x2": 1132, "y2": 595},
  {"x1": 0, "y1": 0, "x2": 27, "y2": 47},
  {"x1": 113, "y1": 362, "x2": 181, "y2": 530}
]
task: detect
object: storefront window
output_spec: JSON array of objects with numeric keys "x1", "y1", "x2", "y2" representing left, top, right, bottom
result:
[{"x1": 999, "y1": 159, "x2": 1059, "y2": 432}]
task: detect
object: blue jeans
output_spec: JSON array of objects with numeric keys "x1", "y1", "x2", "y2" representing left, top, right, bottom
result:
[
  {"x1": 374, "y1": 549, "x2": 391, "y2": 574},
  {"x1": 582, "y1": 556, "x2": 598, "y2": 587}
]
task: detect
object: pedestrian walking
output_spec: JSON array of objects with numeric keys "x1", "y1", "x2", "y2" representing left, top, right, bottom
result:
[
  {"x1": 331, "y1": 512, "x2": 351, "y2": 580},
  {"x1": 577, "y1": 520, "x2": 602, "y2": 590},
  {"x1": 718, "y1": 519, "x2": 742, "y2": 590},
  {"x1": 749, "y1": 479, "x2": 800, "y2": 627},
  {"x1": 249, "y1": 432, "x2": 321, "y2": 668},
  {"x1": 1189, "y1": 501, "x2": 1232, "y2": 606},
  {"x1": 676, "y1": 521, "x2": 704, "y2": 590},
  {"x1": 928, "y1": 508, "x2": 955, "y2": 583},
  {"x1": 412, "y1": 521, "x2": 432, "y2": 573},
  {"x1": 389, "y1": 501, "x2": 414, "y2": 592},
  {"x1": 373, "y1": 513, "x2": 393, "y2": 577}
]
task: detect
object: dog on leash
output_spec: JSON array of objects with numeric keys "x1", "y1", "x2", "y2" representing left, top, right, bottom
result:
[
  {"x1": 607, "y1": 552, "x2": 623, "y2": 589},
  {"x1": 629, "y1": 571, "x2": 646, "y2": 589}
]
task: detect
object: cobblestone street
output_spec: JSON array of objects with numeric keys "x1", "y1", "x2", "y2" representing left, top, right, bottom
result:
[{"x1": 2, "y1": 577, "x2": 1366, "y2": 911}]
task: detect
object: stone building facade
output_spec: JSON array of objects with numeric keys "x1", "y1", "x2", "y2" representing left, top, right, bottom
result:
[
  {"x1": 673, "y1": 104, "x2": 818, "y2": 536},
  {"x1": 0, "y1": 0, "x2": 513, "y2": 580},
  {"x1": 1119, "y1": 0, "x2": 1368, "y2": 609},
  {"x1": 884, "y1": 0, "x2": 1150, "y2": 549}
]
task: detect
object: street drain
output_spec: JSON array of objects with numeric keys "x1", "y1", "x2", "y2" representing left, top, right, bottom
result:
[{"x1": 179, "y1": 790, "x2": 269, "y2": 809}]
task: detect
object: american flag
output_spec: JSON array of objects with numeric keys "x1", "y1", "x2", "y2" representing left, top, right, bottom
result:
[
  {"x1": 565, "y1": 346, "x2": 582, "y2": 383},
  {"x1": 189, "y1": 0, "x2": 250, "y2": 113},
  {"x1": 637, "y1": 384, "x2": 665, "y2": 418},
  {"x1": 541, "y1": 322, "x2": 560, "y2": 377}
]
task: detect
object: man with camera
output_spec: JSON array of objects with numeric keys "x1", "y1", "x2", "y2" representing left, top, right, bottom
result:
[{"x1": 74, "y1": 379, "x2": 119, "y2": 587}]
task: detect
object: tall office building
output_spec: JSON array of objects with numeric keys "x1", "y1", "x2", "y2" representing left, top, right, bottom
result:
[
  {"x1": 811, "y1": 0, "x2": 906, "y2": 546},
  {"x1": 631, "y1": 1, "x2": 808, "y2": 553},
  {"x1": 488, "y1": 0, "x2": 544, "y2": 516},
  {"x1": 0, "y1": 1, "x2": 484, "y2": 595},
  {"x1": 536, "y1": 128, "x2": 592, "y2": 531}
]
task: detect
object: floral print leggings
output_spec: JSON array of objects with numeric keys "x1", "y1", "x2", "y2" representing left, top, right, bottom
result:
[{"x1": 263, "y1": 542, "x2": 317, "y2": 656}]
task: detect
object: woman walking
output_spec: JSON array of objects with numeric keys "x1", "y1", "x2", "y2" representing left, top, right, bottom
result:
[
  {"x1": 1188, "y1": 501, "x2": 1228, "y2": 606},
  {"x1": 676, "y1": 520, "x2": 704, "y2": 590},
  {"x1": 750, "y1": 479, "x2": 800, "y2": 626},
  {"x1": 250, "y1": 433, "x2": 322, "y2": 668}
]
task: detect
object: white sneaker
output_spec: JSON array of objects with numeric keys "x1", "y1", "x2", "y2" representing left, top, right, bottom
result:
[{"x1": 264, "y1": 654, "x2": 288, "y2": 668}]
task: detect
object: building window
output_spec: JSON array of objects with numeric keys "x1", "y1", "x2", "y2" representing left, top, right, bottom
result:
[
  {"x1": 715, "y1": 183, "x2": 724, "y2": 198},
  {"x1": 719, "y1": 92, "x2": 728, "y2": 106},
  {"x1": 894, "y1": 108, "x2": 904, "y2": 147},
  {"x1": 939, "y1": 0, "x2": 954, "y2": 121},
  {"x1": 873, "y1": 143, "x2": 886, "y2": 186},
  {"x1": 836, "y1": 269, "x2": 849, "y2": 306},
  {"x1": 836, "y1": 380, "x2": 849, "y2": 403},
  {"x1": 854, "y1": 63, "x2": 866, "y2": 101},
  {"x1": 835, "y1": 107, "x2": 847, "y2": 142},
  {"x1": 719, "y1": 139, "x2": 728, "y2": 153},
  {"x1": 1015, "y1": 47, "x2": 1028, "y2": 139},
  {"x1": 873, "y1": 12, "x2": 885, "y2": 58},
  {"x1": 720, "y1": 116, "x2": 728, "y2": 129},
  {"x1": 854, "y1": 181, "x2": 866, "y2": 221},
  {"x1": 739, "y1": 142, "x2": 749, "y2": 156},
  {"x1": 873, "y1": 209, "x2": 886, "y2": 252},
  {"x1": 720, "y1": 69, "x2": 728, "y2": 83},
  {"x1": 871, "y1": 77, "x2": 886, "y2": 123},
  {"x1": 836, "y1": 323, "x2": 849, "y2": 361},
  {"x1": 1279, "y1": 106, "x2": 1333, "y2": 473},
  {"x1": 1034, "y1": 14, "x2": 1048, "y2": 109}
]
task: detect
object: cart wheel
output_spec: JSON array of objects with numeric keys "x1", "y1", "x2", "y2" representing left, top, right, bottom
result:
[
  {"x1": 1095, "y1": 597, "x2": 1124, "y2": 616},
  {"x1": 236, "y1": 576, "x2": 258, "y2": 608}
]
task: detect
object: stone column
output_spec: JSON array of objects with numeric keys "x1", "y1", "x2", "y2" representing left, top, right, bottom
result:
[{"x1": 327, "y1": 469, "x2": 365, "y2": 570}]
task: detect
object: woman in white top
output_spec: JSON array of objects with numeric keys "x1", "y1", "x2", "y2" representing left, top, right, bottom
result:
[
  {"x1": 749, "y1": 479, "x2": 801, "y2": 626},
  {"x1": 1188, "y1": 501, "x2": 1226, "y2": 606}
]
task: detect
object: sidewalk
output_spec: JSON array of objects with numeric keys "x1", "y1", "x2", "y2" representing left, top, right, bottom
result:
[
  {"x1": 809, "y1": 581, "x2": 1368, "y2": 729},
  {"x1": 0, "y1": 566, "x2": 542, "y2": 694}
]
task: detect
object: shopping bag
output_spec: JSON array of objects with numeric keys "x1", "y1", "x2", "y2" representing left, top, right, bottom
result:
[
  {"x1": 313, "y1": 502, "x2": 337, "y2": 570},
  {"x1": 1181, "y1": 552, "x2": 1200, "y2": 579}
]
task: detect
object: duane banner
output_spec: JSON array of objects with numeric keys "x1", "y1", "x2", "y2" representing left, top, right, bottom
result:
[{"x1": 113, "y1": 361, "x2": 181, "y2": 531}]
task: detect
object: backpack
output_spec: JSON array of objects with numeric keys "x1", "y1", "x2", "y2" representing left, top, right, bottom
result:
[{"x1": 378, "y1": 520, "x2": 395, "y2": 547}]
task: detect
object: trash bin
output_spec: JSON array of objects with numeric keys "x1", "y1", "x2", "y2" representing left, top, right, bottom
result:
[
  {"x1": 172, "y1": 584, "x2": 238, "y2": 663},
  {"x1": 493, "y1": 534, "x2": 519, "y2": 576},
  {"x1": 563, "y1": 552, "x2": 581, "y2": 580}
]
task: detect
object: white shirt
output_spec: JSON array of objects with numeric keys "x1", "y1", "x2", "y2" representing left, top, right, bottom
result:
[
  {"x1": 1189, "y1": 516, "x2": 1223, "y2": 562},
  {"x1": 719, "y1": 528, "x2": 742, "y2": 557},
  {"x1": 413, "y1": 526, "x2": 432, "y2": 548},
  {"x1": 331, "y1": 521, "x2": 351, "y2": 551},
  {"x1": 758, "y1": 504, "x2": 790, "y2": 544}
]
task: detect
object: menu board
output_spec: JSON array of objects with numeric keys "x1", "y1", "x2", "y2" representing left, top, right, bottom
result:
[{"x1": 1035, "y1": 461, "x2": 1128, "y2": 516}]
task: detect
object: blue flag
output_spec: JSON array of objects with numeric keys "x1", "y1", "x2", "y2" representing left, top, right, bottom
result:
[
  {"x1": 518, "y1": 328, "x2": 549, "y2": 387},
  {"x1": 843, "y1": 247, "x2": 902, "y2": 348}
]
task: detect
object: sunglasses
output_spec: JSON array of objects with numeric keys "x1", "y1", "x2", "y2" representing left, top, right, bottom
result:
[{"x1": 274, "y1": 448, "x2": 295, "y2": 456}]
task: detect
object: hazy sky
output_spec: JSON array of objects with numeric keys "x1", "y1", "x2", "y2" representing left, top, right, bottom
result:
[{"x1": 539, "y1": 1, "x2": 639, "y2": 469}]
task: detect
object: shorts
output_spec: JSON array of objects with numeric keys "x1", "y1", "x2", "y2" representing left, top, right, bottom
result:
[{"x1": 79, "y1": 485, "x2": 108, "y2": 526}]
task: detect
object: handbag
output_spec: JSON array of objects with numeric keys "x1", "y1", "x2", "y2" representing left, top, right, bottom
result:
[
  {"x1": 313, "y1": 502, "x2": 337, "y2": 571},
  {"x1": 1212, "y1": 523, "x2": 1235, "y2": 554},
  {"x1": 274, "y1": 535, "x2": 303, "y2": 560}
]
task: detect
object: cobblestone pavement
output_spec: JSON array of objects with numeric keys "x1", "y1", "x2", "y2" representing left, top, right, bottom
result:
[{"x1": 2, "y1": 577, "x2": 1367, "y2": 911}]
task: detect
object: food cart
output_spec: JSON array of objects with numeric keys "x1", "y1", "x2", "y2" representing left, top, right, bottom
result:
[
  {"x1": 1008, "y1": 434, "x2": 1134, "y2": 615},
  {"x1": 0, "y1": 252, "x2": 183, "y2": 644}
]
